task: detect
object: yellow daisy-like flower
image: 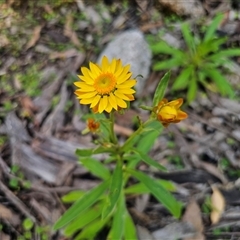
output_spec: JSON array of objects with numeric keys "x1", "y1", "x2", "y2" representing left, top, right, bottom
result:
[
  {"x1": 74, "y1": 56, "x2": 137, "y2": 113},
  {"x1": 154, "y1": 98, "x2": 188, "y2": 127}
]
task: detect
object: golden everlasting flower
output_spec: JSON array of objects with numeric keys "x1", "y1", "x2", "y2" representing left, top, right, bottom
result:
[
  {"x1": 74, "y1": 56, "x2": 137, "y2": 113},
  {"x1": 154, "y1": 98, "x2": 188, "y2": 127},
  {"x1": 87, "y1": 118, "x2": 100, "y2": 132}
]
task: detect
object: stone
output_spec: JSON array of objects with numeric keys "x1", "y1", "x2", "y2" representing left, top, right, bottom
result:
[{"x1": 97, "y1": 29, "x2": 152, "y2": 96}]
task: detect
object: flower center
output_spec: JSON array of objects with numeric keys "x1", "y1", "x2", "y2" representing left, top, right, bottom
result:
[{"x1": 94, "y1": 73, "x2": 116, "y2": 95}]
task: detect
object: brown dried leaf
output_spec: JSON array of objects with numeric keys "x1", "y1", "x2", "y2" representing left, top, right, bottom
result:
[
  {"x1": 25, "y1": 24, "x2": 44, "y2": 50},
  {"x1": 64, "y1": 14, "x2": 81, "y2": 47},
  {"x1": 182, "y1": 200, "x2": 205, "y2": 240},
  {"x1": 19, "y1": 95, "x2": 38, "y2": 118},
  {"x1": 210, "y1": 187, "x2": 225, "y2": 224},
  {"x1": 49, "y1": 48, "x2": 79, "y2": 60},
  {"x1": 0, "y1": 203, "x2": 13, "y2": 220},
  {"x1": 182, "y1": 200, "x2": 204, "y2": 233}
]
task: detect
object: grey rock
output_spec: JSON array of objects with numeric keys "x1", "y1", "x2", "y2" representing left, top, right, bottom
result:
[
  {"x1": 152, "y1": 222, "x2": 196, "y2": 240},
  {"x1": 97, "y1": 29, "x2": 152, "y2": 96}
]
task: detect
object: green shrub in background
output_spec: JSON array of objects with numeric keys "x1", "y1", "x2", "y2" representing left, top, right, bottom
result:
[{"x1": 150, "y1": 14, "x2": 240, "y2": 102}]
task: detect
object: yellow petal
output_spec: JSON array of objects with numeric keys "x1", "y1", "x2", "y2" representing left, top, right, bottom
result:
[
  {"x1": 89, "y1": 62, "x2": 102, "y2": 76},
  {"x1": 114, "y1": 90, "x2": 130, "y2": 100},
  {"x1": 74, "y1": 82, "x2": 95, "y2": 91},
  {"x1": 117, "y1": 88, "x2": 135, "y2": 94},
  {"x1": 117, "y1": 72, "x2": 132, "y2": 84},
  {"x1": 78, "y1": 75, "x2": 94, "y2": 84},
  {"x1": 116, "y1": 96, "x2": 127, "y2": 108},
  {"x1": 90, "y1": 95, "x2": 101, "y2": 108},
  {"x1": 115, "y1": 59, "x2": 124, "y2": 76},
  {"x1": 99, "y1": 96, "x2": 108, "y2": 113},
  {"x1": 117, "y1": 80, "x2": 136, "y2": 88},
  {"x1": 105, "y1": 101, "x2": 113, "y2": 113},
  {"x1": 78, "y1": 91, "x2": 97, "y2": 99},
  {"x1": 168, "y1": 98, "x2": 183, "y2": 108},
  {"x1": 80, "y1": 96, "x2": 96, "y2": 104},
  {"x1": 101, "y1": 56, "x2": 109, "y2": 71},
  {"x1": 109, "y1": 92, "x2": 118, "y2": 110},
  {"x1": 108, "y1": 58, "x2": 116, "y2": 73},
  {"x1": 177, "y1": 110, "x2": 188, "y2": 120}
]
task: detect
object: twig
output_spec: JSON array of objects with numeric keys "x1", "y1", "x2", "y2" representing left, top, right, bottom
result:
[{"x1": 0, "y1": 180, "x2": 36, "y2": 223}]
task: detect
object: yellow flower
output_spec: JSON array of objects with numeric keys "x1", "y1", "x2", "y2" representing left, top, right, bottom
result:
[
  {"x1": 74, "y1": 56, "x2": 137, "y2": 113},
  {"x1": 154, "y1": 98, "x2": 188, "y2": 127},
  {"x1": 87, "y1": 118, "x2": 100, "y2": 132}
]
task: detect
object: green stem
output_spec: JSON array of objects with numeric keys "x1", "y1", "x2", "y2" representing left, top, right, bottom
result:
[
  {"x1": 121, "y1": 118, "x2": 154, "y2": 152},
  {"x1": 109, "y1": 111, "x2": 118, "y2": 145}
]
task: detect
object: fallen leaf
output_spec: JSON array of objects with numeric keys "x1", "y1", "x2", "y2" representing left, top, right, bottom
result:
[
  {"x1": 182, "y1": 200, "x2": 204, "y2": 232},
  {"x1": 19, "y1": 95, "x2": 38, "y2": 118},
  {"x1": 210, "y1": 187, "x2": 225, "y2": 224},
  {"x1": 0, "y1": 203, "x2": 13, "y2": 219},
  {"x1": 49, "y1": 48, "x2": 79, "y2": 60},
  {"x1": 182, "y1": 200, "x2": 205, "y2": 240},
  {"x1": 64, "y1": 14, "x2": 81, "y2": 47},
  {"x1": 25, "y1": 24, "x2": 44, "y2": 50}
]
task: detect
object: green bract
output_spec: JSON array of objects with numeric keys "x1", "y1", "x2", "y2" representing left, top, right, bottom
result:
[{"x1": 150, "y1": 14, "x2": 240, "y2": 102}]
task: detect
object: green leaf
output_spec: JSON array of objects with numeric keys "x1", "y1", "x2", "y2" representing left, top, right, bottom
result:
[
  {"x1": 152, "y1": 71, "x2": 171, "y2": 107},
  {"x1": 204, "y1": 14, "x2": 224, "y2": 42},
  {"x1": 151, "y1": 41, "x2": 184, "y2": 57},
  {"x1": 133, "y1": 149, "x2": 166, "y2": 172},
  {"x1": 53, "y1": 180, "x2": 109, "y2": 230},
  {"x1": 107, "y1": 193, "x2": 125, "y2": 240},
  {"x1": 172, "y1": 65, "x2": 194, "y2": 90},
  {"x1": 187, "y1": 75, "x2": 197, "y2": 103},
  {"x1": 153, "y1": 58, "x2": 182, "y2": 70},
  {"x1": 125, "y1": 179, "x2": 176, "y2": 194},
  {"x1": 135, "y1": 121, "x2": 163, "y2": 153},
  {"x1": 204, "y1": 68, "x2": 234, "y2": 97},
  {"x1": 127, "y1": 169, "x2": 183, "y2": 218},
  {"x1": 181, "y1": 23, "x2": 195, "y2": 53},
  {"x1": 23, "y1": 218, "x2": 34, "y2": 231},
  {"x1": 79, "y1": 157, "x2": 111, "y2": 180},
  {"x1": 64, "y1": 201, "x2": 103, "y2": 237},
  {"x1": 61, "y1": 190, "x2": 85, "y2": 203},
  {"x1": 102, "y1": 160, "x2": 123, "y2": 219},
  {"x1": 124, "y1": 210, "x2": 138, "y2": 240},
  {"x1": 76, "y1": 148, "x2": 93, "y2": 157},
  {"x1": 208, "y1": 49, "x2": 240, "y2": 61},
  {"x1": 76, "y1": 146, "x2": 114, "y2": 157},
  {"x1": 75, "y1": 216, "x2": 110, "y2": 240}
]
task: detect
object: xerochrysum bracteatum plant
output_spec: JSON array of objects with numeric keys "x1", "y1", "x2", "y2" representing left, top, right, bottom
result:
[
  {"x1": 149, "y1": 14, "x2": 240, "y2": 102},
  {"x1": 53, "y1": 56, "x2": 188, "y2": 239}
]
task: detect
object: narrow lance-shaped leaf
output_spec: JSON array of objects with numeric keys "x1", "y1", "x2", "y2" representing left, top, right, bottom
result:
[
  {"x1": 53, "y1": 180, "x2": 109, "y2": 230},
  {"x1": 107, "y1": 192, "x2": 125, "y2": 240},
  {"x1": 64, "y1": 201, "x2": 104, "y2": 237},
  {"x1": 172, "y1": 65, "x2": 194, "y2": 91},
  {"x1": 79, "y1": 157, "x2": 111, "y2": 180},
  {"x1": 102, "y1": 160, "x2": 123, "y2": 219},
  {"x1": 204, "y1": 14, "x2": 224, "y2": 42},
  {"x1": 124, "y1": 209, "x2": 138, "y2": 240},
  {"x1": 204, "y1": 68, "x2": 234, "y2": 98},
  {"x1": 153, "y1": 58, "x2": 182, "y2": 71},
  {"x1": 187, "y1": 73, "x2": 197, "y2": 103},
  {"x1": 181, "y1": 23, "x2": 195, "y2": 54},
  {"x1": 127, "y1": 169, "x2": 183, "y2": 218},
  {"x1": 152, "y1": 71, "x2": 171, "y2": 107},
  {"x1": 133, "y1": 149, "x2": 166, "y2": 172}
]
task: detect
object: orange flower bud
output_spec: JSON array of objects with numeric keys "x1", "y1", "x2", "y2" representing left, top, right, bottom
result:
[
  {"x1": 154, "y1": 98, "x2": 188, "y2": 127},
  {"x1": 87, "y1": 118, "x2": 100, "y2": 132}
]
